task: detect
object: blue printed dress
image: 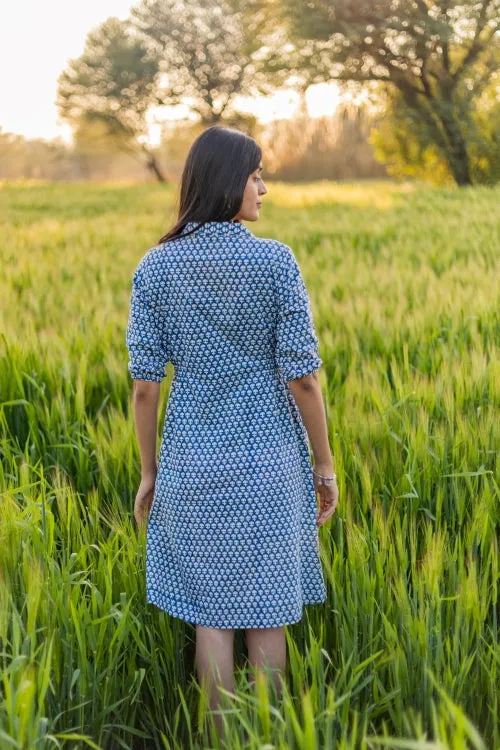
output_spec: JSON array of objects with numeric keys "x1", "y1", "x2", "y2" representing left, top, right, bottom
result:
[{"x1": 126, "y1": 220, "x2": 327, "y2": 629}]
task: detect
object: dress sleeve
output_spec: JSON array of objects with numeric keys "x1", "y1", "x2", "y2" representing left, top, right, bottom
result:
[
  {"x1": 273, "y1": 243, "x2": 323, "y2": 382},
  {"x1": 125, "y1": 259, "x2": 170, "y2": 382}
]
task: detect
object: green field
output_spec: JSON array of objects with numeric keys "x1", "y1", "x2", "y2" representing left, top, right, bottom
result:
[{"x1": 1, "y1": 180, "x2": 499, "y2": 749}]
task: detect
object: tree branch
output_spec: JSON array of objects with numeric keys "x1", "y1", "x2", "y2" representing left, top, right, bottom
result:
[
  {"x1": 452, "y1": 6, "x2": 499, "y2": 82},
  {"x1": 440, "y1": 0, "x2": 450, "y2": 74}
]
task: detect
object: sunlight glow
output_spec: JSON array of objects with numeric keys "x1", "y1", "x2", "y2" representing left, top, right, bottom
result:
[{"x1": 0, "y1": 2, "x2": 343, "y2": 143}]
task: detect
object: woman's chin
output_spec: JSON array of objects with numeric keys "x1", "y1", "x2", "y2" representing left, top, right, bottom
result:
[{"x1": 237, "y1": 207, "x2": 261, "y2": 222}]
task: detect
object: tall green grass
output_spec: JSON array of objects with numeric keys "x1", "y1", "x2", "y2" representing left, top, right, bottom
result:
[{"x1": 0, "y1": 180, "x2": 499, "y2": 749}]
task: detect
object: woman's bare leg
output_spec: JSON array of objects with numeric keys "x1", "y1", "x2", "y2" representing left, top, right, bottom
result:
[
  {"x1": 195, "y1": 625, "x2": 236, "y2": 737},
  {"x1": 245, "y1": 626, "x2": 286, "y2": 699}
]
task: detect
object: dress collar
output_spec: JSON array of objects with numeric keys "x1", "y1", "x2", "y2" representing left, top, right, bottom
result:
[{"x1": 182, "y1": 220, "x2": 248, "y2": 236}]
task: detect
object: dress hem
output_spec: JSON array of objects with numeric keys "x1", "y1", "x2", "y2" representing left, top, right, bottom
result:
[{"x1": 146, "y1": 588, "x2": 327, "y2": 629}]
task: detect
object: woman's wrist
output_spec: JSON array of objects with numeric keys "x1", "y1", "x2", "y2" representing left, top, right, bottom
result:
[
  {"x1": 141, "y1": 462, "x2": 158, "y2": 481},
  {"x1": 312, "y1": 458, "x2": 335, "y2": 475}
]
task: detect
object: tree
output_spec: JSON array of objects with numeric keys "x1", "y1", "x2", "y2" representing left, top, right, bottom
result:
[
  {"x1": 369, "y1": 69, "x2": 500, "y2": 185},
  {"x1": 57, "y1": 17, "x2": 167, "y2": 181},
  {"x1": 129, "y1": 0, "x2": 290, "y2": 125},
  {"x1": 279, "y1": 0, "x2": 500, "y2": 186}
]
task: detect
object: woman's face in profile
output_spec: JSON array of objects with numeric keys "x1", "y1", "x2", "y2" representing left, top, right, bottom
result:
[{"x1": 233, "y1": 162, "x2": 268, "y2": 222}]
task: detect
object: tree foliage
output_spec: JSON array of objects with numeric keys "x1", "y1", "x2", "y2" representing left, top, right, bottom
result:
[
  {"x1": 57, "y1": 17, "x2": 166, "y2": 180},
  {"x1": 56, "y1": 2, "x2": 290, "y2": 180},
  {"x1": 129, "y1": 0, "x2": 289, "y2": 125},
  {"x1": 279, "y1": 0, "x2": 500, "y2": 185}
]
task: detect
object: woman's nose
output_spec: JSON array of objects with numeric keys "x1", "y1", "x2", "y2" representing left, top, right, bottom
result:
[{"x1": 260, "y1": 182, "x2": 268, "y2": 195}]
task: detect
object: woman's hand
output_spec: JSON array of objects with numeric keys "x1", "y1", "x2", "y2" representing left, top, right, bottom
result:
[
  {"x1": 314, "y1": 468, "x2": 339, "y2": 526},
  {"x1": 134, "y1": 470, "x2": 157, "y2": 528}
]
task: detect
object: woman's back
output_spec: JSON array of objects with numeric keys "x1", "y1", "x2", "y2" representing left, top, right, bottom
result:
[
  {"x1": 142, "y1": 221, "x2": 280, "y2": 376},
  {"x1": 127, "y1": 219, "x2": 323, "y2": 484}
]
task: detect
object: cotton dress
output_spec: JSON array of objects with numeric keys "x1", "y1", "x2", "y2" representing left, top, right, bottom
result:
[{"x1": 126, "y1": 220, "x2": 327, "y2": 629}]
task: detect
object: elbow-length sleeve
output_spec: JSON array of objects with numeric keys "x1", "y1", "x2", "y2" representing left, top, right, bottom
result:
[
  {"x1": 273, "y1": 243, "x2": 323, "y2": 382},
  {"x1": 125, "y1": 259, "x2": 170, "y2": 382}
]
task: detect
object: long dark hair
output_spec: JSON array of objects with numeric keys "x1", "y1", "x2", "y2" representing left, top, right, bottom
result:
[{"x1": 158, "y1": 125, "x2": 262, "y2": 243}]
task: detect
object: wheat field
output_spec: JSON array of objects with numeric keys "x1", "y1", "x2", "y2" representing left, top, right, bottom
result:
[{"x1": 0, "y1": 180, "x2": 499, "y2": 749}]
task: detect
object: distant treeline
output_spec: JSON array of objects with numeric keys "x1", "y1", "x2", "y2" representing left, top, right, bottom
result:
[{"x1": 0, "y1": 107, "x2": 388, "y2": 183}]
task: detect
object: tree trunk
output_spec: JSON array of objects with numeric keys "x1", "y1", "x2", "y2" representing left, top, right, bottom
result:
[
  {"x1": 447, "y1": 144, "x2": 473, "y2": 186},
  {"x1": 146, "y1": 154, "x2": 167, "y2": 183},
  {"x1": 398, "y1": 77, "x2": 474, "y2": 187},
  {"x1": 436, "y1": 109, "x2": 473, "y2": 186}
]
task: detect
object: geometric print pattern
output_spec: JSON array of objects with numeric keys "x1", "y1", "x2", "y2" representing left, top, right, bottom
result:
[{"x1": 126, "y1": 220, "x2": 327, "y2": 628}]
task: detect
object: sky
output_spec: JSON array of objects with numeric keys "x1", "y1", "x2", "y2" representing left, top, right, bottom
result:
[{"x1": 0, "y1": 0, "x2": 340, "y2": 143}]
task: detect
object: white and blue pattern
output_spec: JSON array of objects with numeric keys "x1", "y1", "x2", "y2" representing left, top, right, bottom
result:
[{"x1": 126, "y1": 220, "x2": 327, "y2": 628}]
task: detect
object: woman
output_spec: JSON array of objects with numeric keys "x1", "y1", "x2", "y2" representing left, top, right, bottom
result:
[{"x1": 125, "y1": 125, "x2": 339, "y2": 734}]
